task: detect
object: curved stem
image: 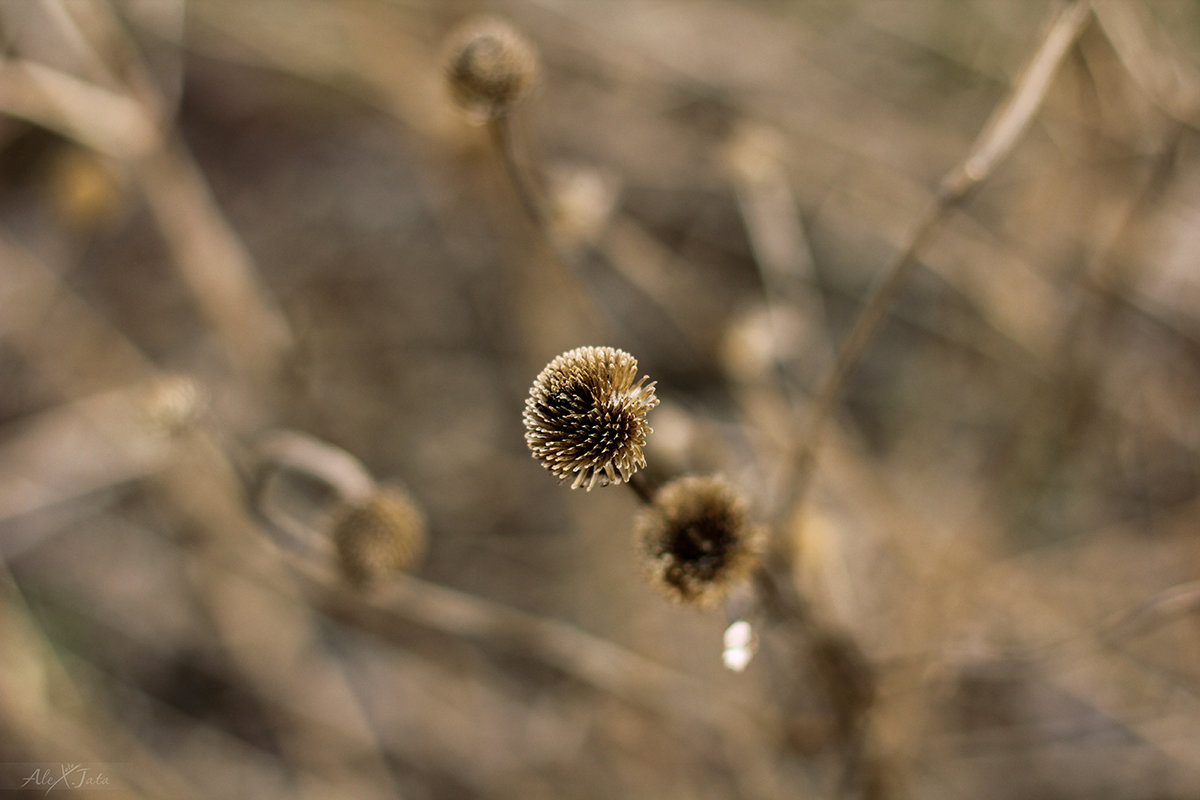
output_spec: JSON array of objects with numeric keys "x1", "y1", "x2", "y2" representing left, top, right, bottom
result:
[{"x1": 775, "y1": 0, "x2": 1095, "y2": 527}]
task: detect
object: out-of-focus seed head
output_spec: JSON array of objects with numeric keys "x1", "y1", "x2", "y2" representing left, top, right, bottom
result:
[
  {"x1": 140, "y1": 374, "x2": 206, "y2": 436},
  {"x1": 332, "y1": 487, "x2": 426, "y2": 587},
  {"x1": 635, "y1": 475, "x2": 765, "y2": 608},
  {"x1": 524, "y1": 346, "x2": 658, "y2": 491},
  {"x1": 444, "y1": 16, "x2": 539, "y2": 123}
]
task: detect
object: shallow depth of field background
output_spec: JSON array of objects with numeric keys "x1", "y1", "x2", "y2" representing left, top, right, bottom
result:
[{"x1": 1, "y1": 1, "x2": 1199, "y2": 798}]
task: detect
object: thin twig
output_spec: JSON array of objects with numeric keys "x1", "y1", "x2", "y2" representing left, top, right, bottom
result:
[
  {"x1": 488, "y1": 114, "x2": 624, "y2": 339},
  {"x1": 283, "y1": 549, "x2": 781, "y2": 736},
  {"x1": 777, "y1": 0, "x2": 1095, "y2": 526},
  {"x1": 488, "y1": 114, "x2": 711, "y2": 367},
  {"x1": 626, "y1": 470, "x2": 656, "y2": 505},
  {"x1": 1092, "y1": 0, "x2": 1200, "y2": 129},
  {"x1": 156, "y1": 431, "x2": 406, "y2": 800}
]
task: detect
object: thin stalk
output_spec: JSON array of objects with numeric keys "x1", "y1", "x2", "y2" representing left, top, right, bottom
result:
[
  {"x1": 626, "y1": 470, "x2": 655, "y2": 505},
  {"x1": 487, "y1": 115, "x2": 622, "y2": 337},
  {"x1": 776, "y1": 0, "x2": 1095, "y2": 526}
]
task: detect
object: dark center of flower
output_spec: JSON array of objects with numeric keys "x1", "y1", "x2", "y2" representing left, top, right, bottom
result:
[
  {"x1": 668, "y1": 516, "x2": 732, "y2": 578},
  {"x1": 541, "y1": 383, "x2": 595, "y2": 419},
  {"x1": 466, "y1": 39, "x2": 499, "y2": 73}
]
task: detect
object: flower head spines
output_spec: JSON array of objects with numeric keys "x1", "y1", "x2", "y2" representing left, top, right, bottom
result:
[
  {"x1": 636, "y1": 475, "x2": 765, "y2": 608},
  {"x1": 524, "y1": 346, "x2": 658, "y2": 491}
]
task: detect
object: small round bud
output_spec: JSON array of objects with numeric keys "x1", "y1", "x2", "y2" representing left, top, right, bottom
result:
[
  {"x1": 444, "y1": 16, "x2": 539, "y2": 122},
  {"x1": 635, "y1": 475, "x2": 765, "y2": 608},
  {"x1": 524, "y1": 346, "x2": 658, "y2": 491},
  {"x1": 332, "y1": 487, "x2": 426, "y2": 587}
]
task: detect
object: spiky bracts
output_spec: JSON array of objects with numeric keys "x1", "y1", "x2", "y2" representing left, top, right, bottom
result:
[{"x1": 524, "y1": 346, "x2": 658, "y2": 491}]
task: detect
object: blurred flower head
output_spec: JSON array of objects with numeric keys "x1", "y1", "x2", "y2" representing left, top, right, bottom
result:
[
  {"x1": 524, "y1": 346, "x2": 658, "y2": 491},
  {"x1": 635, "y1": 475, "x2": 765, "y2": 607},
  {"x1": 332, "y1": 487, "x2": 427, "y2": 587},
  {"x1": 444, "y1": 16, "x2": 539, "y2": 122}
]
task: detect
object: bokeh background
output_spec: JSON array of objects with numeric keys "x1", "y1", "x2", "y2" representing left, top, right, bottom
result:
[{"x1": 1, "y1": 1, "x2": 1199, "y2": 798}]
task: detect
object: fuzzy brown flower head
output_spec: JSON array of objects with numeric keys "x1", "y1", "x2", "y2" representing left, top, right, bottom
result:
[
  {"x1": 636, "y1": 475, "x2": 765, "y2": 608},
  {"x1": 524, "y1": 346, "x2": 658, "y2": 491},
  {"x1": 332, "y1": 487, "x2": 426, "y2": 587},
  {"x1": 444, "y1": 16, "x2": 539, "y2": 122}
]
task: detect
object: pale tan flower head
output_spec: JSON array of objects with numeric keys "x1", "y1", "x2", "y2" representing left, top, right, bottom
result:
[{"x1": 523, "y1": 346, "x2": 658, "y2": 491}]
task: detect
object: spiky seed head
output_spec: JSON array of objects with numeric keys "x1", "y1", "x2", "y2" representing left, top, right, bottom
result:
[
  {"x1": 524, "y1": 346, "x2": 659, "y2": 491},
  {"x1": 444, "y1": 16, "x2": 539, "y2": 122},
  {"x1": 332, "y1": 487, "x2": 426, "y2": 587},
  {"x1": 635, "y1": 475, "x2": 765, "y2": 608}
]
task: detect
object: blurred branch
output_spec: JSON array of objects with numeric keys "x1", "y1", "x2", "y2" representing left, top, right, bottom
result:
[
  {"x1": 287, "y1": 553, "x2": 784, "y2": 738},
  {"x1": 1099, "y1": 579, "x2": 1200, "y2": 645},
  {"x1": 154, "y1": 432, "x2": 405, "y2": 800},
  {"x1": 0, "y1": 2, "x2": 294, "y2": 381},
  {"x1": 0, "y1": 560, "x2": 205, "y2": 799},
  {"x1": 0, "y1": 231, "x2": 155, "y2": 389},
  {"x1": 779, "y1": 0, "x2": 1095, "y2": 526},
  {"x1": 1093, "y1": 0, "x2": 1200, "y2": 128},
  {"x1": 0, "y1": 59, "x2": 155, "y2": 158},
  {"x1": 134, "y1": 138, "x2": 295, "y2": 378},
  {"x1": 0, "y1": 379, "x2": 183, "y2": 527}
]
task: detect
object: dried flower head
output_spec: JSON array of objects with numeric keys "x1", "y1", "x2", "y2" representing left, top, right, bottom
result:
[
  {"x1": 524, "y1": 346, "x2": 658, "y2": 491},
  {"x1": 332, "y1": 487, "x2": 426, "y2": 587},
  {"x1": 635, "y1": 475, "x2": 765, "y2": 608},
  {"x1": 444, "y1": 16, "x2": 539, "y2": 122}
]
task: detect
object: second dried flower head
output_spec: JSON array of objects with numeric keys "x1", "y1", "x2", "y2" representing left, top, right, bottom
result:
[
  {"x1": 524, "y1": 346, "x2": 658, "y2": 491},
  {"x1": 332, "y1": 487, "x2": 427, "y2": 588},
  {"x1": 636, "y1": 475, "x2": 765, "y2": 608}
]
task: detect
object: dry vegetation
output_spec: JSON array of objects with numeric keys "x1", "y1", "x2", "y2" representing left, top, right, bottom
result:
[{"x1": 1, "y1": 1, "x2": 1199, "y2": 798}]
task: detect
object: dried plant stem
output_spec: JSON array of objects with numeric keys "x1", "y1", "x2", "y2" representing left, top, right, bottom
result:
[
  {"x1": 488, "y1": 115, "x2": 548, "y2": 231},
  {"x1": 0, "y1": 231, "x2": 155, "y2": 388},
  {"x1": 286, "y1": 553, "x2": 781, "y2": 736},
  {"x1": 758, "y1": 5, "x2": 1095, "y2": 793},
  {"x1": 0, "y1": 0, "x2": 294, "y2": 381},
  {"x1": 488, "y1": 115, "x2": 614, "y2": 326},
  {"x1": 953, "y1": 571, "x2": 1200, "y2": 665},
  {"x1": 1093, "y1": 0, "x2": 1200, "y2": 128},
  {"x1": 779, "y1": 0, "x2": 1095, "y2": 523},
  {"x1": 249, "y1": 429, "x2": 379, "y2": 553},
  {"x1": 990, "y1": 124, "x2": 1183, "y2": 498},
  {"x1": 626, "y1": 471, "x2": 656, "y2": 505},
  {"x1": 1098, "y1": 579, "x2": 1200, "y2": 645},
  {"x1": 787, "y1": 210, "x2": 951, "y2": 499},
  {"x1": 488, "y1": 115, "x2": 706, "y2": 359},
  {"x1": 727, "y1": 125, "x2": 834, "y2": 404},
  {"x1": 135, "y1": 139, "x2": 295, "y2": 379},
  {"x1": 158, "y1": 433, "x2": 404, "y2": 800}
]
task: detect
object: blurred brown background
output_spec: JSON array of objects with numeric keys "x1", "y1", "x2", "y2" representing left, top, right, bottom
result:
[{"x1": 1, "y1": 1, "x2": 1199, "y2": 798}]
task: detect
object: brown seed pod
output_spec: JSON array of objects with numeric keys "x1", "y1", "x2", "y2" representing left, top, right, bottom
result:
[
  {"x1": 523, "y1": 346, "x2": 658, "y2": 491},
  {"x1": 635, "y1": 475, "x2": 765, "y2": 608},
  {"x1": 332, "y1": 487, "x2": 426, "y2": 587},
  {"x1": 444, "y1": 16, "x2": 539, "y2": 122}
]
